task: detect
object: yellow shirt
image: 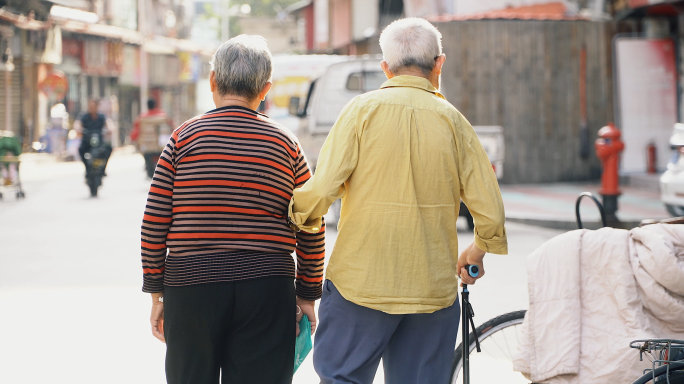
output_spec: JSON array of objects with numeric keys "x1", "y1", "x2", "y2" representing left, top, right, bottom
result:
[{"x1": 289, "y1": 75, "x2": 508, "y2": 314}]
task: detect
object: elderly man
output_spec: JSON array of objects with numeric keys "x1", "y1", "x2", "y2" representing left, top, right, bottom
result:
[
  {"x1": 289, "y1": 18, "x2": 508, "y2": 383},
  {"x1": 141, "y1": 35, "x2": 325, "y2": 384}
]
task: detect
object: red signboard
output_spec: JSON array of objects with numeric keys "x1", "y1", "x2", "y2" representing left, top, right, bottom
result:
[
  {"x1": 39, "y1": 71, "x2": 69, "y2": 100},
  {"x1": 628, "y1": 0, "x2": 650, "y2": 7}
]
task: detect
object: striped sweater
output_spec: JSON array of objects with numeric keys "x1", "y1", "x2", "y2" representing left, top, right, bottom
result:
[{"x1": 141, "y1": 106, "x2": 325, "y2": 300}]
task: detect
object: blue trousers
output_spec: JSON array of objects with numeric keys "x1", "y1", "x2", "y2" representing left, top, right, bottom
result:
[{"x1": 313, "y1": 280, "x2": 460, "y2": 384}]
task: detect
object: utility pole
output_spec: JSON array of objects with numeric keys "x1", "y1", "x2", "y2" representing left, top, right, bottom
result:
[
  {"x1": 138, "y1": 0, "x2": 149, "y2": 113},
  {"x1": 4, "y1": 48, "x2": 14, "y2": 134},
  {"x1": 221, "y1": 0, "x2": 230, "y2": 42}
]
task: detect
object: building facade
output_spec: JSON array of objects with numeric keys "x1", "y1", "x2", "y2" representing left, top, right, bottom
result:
[{"x1": 0, "y1": 0, "x2": 214, "y2": 151}]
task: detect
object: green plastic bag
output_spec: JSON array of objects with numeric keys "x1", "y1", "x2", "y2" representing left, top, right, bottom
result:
[{"x1": 294, "y1": 314, "x2": 313, "y2": 373}]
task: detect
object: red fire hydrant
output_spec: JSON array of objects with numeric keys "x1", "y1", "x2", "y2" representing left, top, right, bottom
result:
[
  {"x1": 595, "y1": 123, "x2": 624, "y2": 223},
  {"x1": 647, "y1": 142, "x2": 657, "y2": 174}
]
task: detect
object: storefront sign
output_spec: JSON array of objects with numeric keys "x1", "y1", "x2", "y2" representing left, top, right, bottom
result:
[
  {"x1": 82, "y1": 39, "x2": 123, "y2": 76},
  {"x1": 39, "y1": 71, "x2": 69, "y2": 100},
  {"x1": 178, "y1": 52, "x2": 199, "y2": 83},
  {"x1": 62, "y1": 38, "x2": 82, "y2": 58}
]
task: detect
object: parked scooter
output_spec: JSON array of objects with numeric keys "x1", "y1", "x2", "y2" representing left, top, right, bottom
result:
[{"x1": 83, "y1": 132, "x2": 108, "y2": 197}]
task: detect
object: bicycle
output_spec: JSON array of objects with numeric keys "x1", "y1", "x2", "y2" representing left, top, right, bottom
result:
[
  {"x1": 630, "y1": 339, "x2": 684, "y2": 384},
  {"x1": 450, "y1": 192, "x2": 607, "y2": 384}
]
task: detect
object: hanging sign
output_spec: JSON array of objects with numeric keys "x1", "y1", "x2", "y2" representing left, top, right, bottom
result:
[{"x1": 39, "y1": 71, "x2": 69, "y2": 100}]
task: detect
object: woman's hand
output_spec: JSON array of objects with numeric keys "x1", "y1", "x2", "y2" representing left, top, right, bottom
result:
[
  {"x1": 295, "y1": 297, "x2": 317, "y2": 337},
  {"x1": 150, "y1": 293, "x2": 165, "y2": 343}
]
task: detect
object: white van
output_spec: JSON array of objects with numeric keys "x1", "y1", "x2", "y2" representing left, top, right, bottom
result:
[
  {"x1": 289, "y1": 57, "x2": 504, "y2": 229},
  {"x1": 660, "y1": 123, "x2": 684, "y2": 216},
  {"x1": 288, "y1": 57, "x2": 386, "y2": 165},
  {"x1": 266, "y1": 55, "x2": 349, "y2": 133}
]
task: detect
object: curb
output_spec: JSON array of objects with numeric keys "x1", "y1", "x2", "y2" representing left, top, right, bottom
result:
[{"x1": 506, "y1": 217, "x2": 643, "y2": 230}]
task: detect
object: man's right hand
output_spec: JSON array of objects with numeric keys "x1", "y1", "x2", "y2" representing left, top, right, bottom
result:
[{"x1": 457, "y1": 242, "x2": 486, "y2": 286}]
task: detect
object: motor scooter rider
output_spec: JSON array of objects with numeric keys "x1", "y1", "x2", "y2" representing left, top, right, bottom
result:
[{"x1": 74, "y1": 99, "x2": 113, "y2": 177}]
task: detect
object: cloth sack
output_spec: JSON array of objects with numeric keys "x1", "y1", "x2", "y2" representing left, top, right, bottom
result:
[{"x1": 513, "y1": 224, "x2": 684, "y2": 383}]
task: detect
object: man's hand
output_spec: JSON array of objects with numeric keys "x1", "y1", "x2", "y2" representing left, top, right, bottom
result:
[
  {"x1": 295, "y1": 297, "x2": 317, "y2": 337},
  {"x1": 150, "y1": 293, "x2": 165, "y2": 343},
  {"x1": 457, "y1": 242, "x2": 486, "y2": 286}
]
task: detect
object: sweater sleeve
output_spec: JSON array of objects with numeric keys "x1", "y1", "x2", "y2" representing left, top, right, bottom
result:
[
  {"x1": 293, "y1": 147, "x2": 326, "y2": 301},
  {"x1": 141, "y1": 134, "x2": 177, "y2": 293}
]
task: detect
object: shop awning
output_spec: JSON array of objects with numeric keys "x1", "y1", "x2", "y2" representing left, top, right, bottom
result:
[
  {"x1": 614, "y1": 0, "x2": 684, "y2": 19},
  {"x1": 45, "y1": 0, "x2": 91, "y2": 9},
  {"x1": 0, "y1": 9, "x2": 47, "y2": 31},
  {"x1": 429, "y1": 2, "x2": 587, "y2": 21},
  {"x1": 0, "y1": 7, "x2": 216, "y2": 56}
]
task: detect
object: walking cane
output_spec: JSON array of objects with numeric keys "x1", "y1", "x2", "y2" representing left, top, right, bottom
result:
[{"x1": 462, "y1": 264, "x2": 481, "y2": 384}]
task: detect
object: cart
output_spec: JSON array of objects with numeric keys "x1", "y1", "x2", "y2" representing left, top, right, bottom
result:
[{"x1": 0, "y1": 154, "x2": 25, "y2": 200}]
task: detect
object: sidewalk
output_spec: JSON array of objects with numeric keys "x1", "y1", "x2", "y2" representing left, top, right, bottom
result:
[{"x1": 500, "y1": 183, "x2": 669, "y2": 230}]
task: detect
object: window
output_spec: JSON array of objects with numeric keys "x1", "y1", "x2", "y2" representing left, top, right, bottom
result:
[{"x1": 346, "y1": 71, "x2": 386, "y2": 93}]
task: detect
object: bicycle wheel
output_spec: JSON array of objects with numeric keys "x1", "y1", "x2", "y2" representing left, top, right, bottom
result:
[
  {"x1": 632, "y1": 362, "x2": 684, "y2": 384},
  {"x1": 450, "y1": 310, "x2": 529, "y2": 384}
]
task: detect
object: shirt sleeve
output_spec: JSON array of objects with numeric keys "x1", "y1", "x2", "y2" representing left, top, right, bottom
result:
[
  {"x1": 141, "y1": 133, "x2": 177, "y2": 293},
  {"x1": 292, "y1": 147, "x2": 326, "y2": 301},
  {"x1": 457, "y1": 114, "x2": 508, "y2": 255},
  {"x1": 289, "y1": 101, "x2": 360, "y2": 230}
]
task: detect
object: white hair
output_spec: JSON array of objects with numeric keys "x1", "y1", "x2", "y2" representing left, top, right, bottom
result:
[
  {"x1": 379, "y1": 18, "x2": 442, "y2": 76},
  {"x1": 210, "y1": 35, "x2": 273, "y2": 100}
]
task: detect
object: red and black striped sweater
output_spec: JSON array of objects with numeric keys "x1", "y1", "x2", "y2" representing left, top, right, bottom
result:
[{"x1": 141, "y1": 106, "x2": 325, "y2": 301}]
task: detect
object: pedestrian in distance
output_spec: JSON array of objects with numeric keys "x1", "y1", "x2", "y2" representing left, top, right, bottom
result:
[
  {"x1": 288, "y1": 18, "x2": 508, "y2": 384},
  {"x1": 130, "y1": 98, "x2": 174, "y2": 178},
  {"x1": 140, "y1": 34, "x2": 325, "y2": 384}
]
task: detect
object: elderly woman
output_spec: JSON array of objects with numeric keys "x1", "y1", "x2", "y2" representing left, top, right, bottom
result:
[{"x1": 140, "y1": 35, "x2": 325, "y2": 384}]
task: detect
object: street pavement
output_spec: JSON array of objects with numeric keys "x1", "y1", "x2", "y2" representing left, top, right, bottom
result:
[
  {"x1": 501, "y1": 183, "x2": 669, "y2": 229},
  {"x1": 0, "y1": 149, "x2": 565, "y2": 384}
]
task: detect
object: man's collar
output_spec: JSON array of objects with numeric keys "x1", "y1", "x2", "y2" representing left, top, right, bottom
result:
[{"x1": 380, "y1": 75, "x2": 445, "y2": 99}]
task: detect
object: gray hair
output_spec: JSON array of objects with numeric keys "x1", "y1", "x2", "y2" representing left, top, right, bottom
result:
[
  {"x1": 379, "y1": 18, "x2": 442, "y2": 76},
  {"x1": 210, "y1": 35, "x2": 273, "y2": 100}
]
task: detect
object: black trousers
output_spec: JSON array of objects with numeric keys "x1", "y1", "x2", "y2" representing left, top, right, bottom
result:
[{"x1": 164, "y1": 277, "x2": 296, "y2": 384}]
